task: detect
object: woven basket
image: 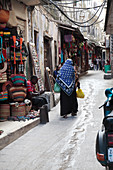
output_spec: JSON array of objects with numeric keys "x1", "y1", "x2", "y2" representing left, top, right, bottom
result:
[
  {"x1": 0, "y1": 104, "x2": 10, "y2": 119},
  {"x1": 25, "y1": 105, "x2": 32, "y2": 114},
  {"x1": 10, "y1": 102, "x2": 26, "y2": 116}
]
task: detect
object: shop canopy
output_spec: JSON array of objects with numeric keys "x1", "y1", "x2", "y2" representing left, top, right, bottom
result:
[
  {"x1": 54, "y1": 20, "x2": 84, "y2": 41},
  {"x1": 104, "y1": 0, "x2": 113, "y2": 34},
  {"x1": 87, "y1": 39, "x2": 105, "y2": 50}
]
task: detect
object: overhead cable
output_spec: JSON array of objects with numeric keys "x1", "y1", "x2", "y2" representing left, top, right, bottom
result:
[
  {"x1": 46, "y1": 0, "x2": 106, "y2": 27},
  {"x1": 44, "y1": 1, "x2": 104, "y2": 25},
  {"x1": 44, "y1": 1, "x2": 107, "y2": 10}
]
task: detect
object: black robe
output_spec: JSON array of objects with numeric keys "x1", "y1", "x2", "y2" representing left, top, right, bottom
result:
[{"x1": 60, "y1": 88, "x2": 78, "y2": 116}]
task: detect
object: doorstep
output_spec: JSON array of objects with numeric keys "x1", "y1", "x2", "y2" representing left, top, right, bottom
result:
[{"x1": 0, "y1": 118, "x2": 40, "y2": 150}]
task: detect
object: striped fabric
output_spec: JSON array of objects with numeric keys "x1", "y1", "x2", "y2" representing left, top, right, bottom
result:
[
  {"x1": 10, "y1": 51, "x2": 27, "y2": 61},
  {"x1": 9, "y1": 86, "x2": 27, "y2": 102},
  {"x1": 0, "y1": 72, "x2": 7, "y2": 83},
  {"x1": 11, "y1": 74, "x2": 26, "y2": 86},
  {"x1": 0, "y1": 91, "x2": 8, "y2": 101}
]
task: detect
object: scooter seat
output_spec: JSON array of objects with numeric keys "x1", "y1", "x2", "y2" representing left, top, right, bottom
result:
[{"x1": 103, "y1": 112, "x2": 113, "y2": 130}]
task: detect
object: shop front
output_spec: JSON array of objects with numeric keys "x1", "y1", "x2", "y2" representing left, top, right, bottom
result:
[
  {"x1": 0, "y1": 1, "x2": 38, "y2": 121},
  {"x1": 58, "y1": 23, "x2": 88, "y2": 73}
]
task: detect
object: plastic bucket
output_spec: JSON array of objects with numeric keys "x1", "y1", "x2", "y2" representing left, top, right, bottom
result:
[{"x1": 104, "y1": 65, "x2": 111, "y2": 73}]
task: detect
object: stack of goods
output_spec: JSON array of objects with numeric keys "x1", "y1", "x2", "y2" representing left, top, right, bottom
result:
[
  {"x1": 0, "y1": 28, "x2": 28, "y2": 121},
  {"x1": 0, "y1": 34, "x2": 9, "y2": 121}
]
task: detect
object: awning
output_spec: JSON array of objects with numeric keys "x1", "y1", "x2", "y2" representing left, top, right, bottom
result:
[
  {"x1": 58, "y1": 25, "x2": 76, "y2": 32},
  {"x1": 56, "y1": 21, "x2": 84, "y2": 41},
  {"x1": 87, "y1": 40, "x2": 100, "y2": 47}
]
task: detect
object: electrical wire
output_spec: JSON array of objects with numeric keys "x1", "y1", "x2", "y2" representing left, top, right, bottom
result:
[
  {"x1": 44, "y1": 1, "x2": 105, "y2": 24},
  {"x1": 43, "y1": 6, "x2": 84, "y2": 13},
  {"x1": 72, "y1": 1, "x2": 105, "y2": 24},
  {"x1": 46, "y1": 0, "x2": 106, "y2": 27},
  {"x1": 49, "y1": 0, "x2": 90, "y2": 5},
  {"x1": 44, "y1": 1, "x2": 107, "y2": 10}
]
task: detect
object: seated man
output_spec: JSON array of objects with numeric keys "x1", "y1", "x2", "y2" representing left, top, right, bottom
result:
[{"x1": 27, "y1": 75, "x2": 47, "y2": 110}]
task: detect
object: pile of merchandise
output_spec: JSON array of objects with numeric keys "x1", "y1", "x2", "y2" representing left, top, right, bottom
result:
[{"x1": 0, "y1": 28, "x2": 30, "y2": 121}]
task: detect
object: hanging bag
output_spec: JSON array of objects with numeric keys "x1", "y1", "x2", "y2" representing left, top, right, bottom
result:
[
  {"x1": 11, "y1": 74, "x2": 26, "y2": 86},
  {"x1": 11, "y1": 37, "x2": 25, "y2": 86},
  {"x1": 0, "y1": 72, "x2": 7, "y2": 83},
  {"x1": 19, "y1": 37, "x2": 24, "y2": 72},
  {"x1": 0, "y1": 90, "x2": 8, "y2": 101},
  {"x1": 54, "y1": 82, "x2": 61, "y2": 93},
  {"x1": 0, "y1": 36, "x2": 5, "y2": 63},
  {"x1": 9, "y1": 86, "x2": 27, "y2": 102},
  {"x1": 0, "y1": 83, "x2": 8, "y2": 101},
  {"x1": 76, "y1": 88, "x2": 85, "y2": 98}
]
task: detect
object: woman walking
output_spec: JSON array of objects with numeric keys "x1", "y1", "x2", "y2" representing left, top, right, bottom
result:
[{"x1": 56, "y1": 59, "x2": 78, "y2": 118}]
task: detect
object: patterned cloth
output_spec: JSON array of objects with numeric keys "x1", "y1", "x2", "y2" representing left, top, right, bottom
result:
[{"x1": 56, "y1": 59, "x2": 75, "y2": 96}]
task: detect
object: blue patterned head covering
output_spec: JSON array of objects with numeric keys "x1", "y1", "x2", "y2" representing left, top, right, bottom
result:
[{"x1": 56, "y1": 59, "x2": 75, "y2": 96}]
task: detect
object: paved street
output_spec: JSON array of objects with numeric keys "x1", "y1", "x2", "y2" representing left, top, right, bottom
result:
[{"x1": 0, "y1": 70, "x2": 113, "y2": 170}]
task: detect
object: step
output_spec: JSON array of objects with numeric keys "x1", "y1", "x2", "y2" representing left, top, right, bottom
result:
[{"x1": 0, "y1": 118, "x2": 40, "y2": 150}]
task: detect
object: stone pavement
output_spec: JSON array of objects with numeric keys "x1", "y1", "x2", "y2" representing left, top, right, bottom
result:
[
  {"x1": 0, "y1": 93, "x2": 60, "y2": 150},
  {"x1": 0, "y1": 71, "x2": 87, "y2": 150}
]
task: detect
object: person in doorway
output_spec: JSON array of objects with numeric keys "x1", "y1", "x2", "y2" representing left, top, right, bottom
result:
[
  {"x1": 56, "y1": 58, "x2": 79, "y2": 118},
  {"x1": 26, "y1": 76, "x2": 47, "y2": 110},
  {"x1": 53, "y1": 66, "x2": 59, "y2": 83}
]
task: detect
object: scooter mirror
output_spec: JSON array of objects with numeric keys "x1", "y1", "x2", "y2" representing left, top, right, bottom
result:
[{"x1": 105, "y1": 88, "x2": 113, "y2": 98}]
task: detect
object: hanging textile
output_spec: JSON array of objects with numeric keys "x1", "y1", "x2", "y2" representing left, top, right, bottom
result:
[{"x1": 61, "y1": 50, "x2": 63, "y2": 63}]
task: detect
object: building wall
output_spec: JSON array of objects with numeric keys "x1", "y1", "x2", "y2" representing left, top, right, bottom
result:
[
  {"x1": 12, "y1": 0, "x2": 28, "y2": 43},
  {"x1": 32, "y1": 6, "x2": 59, "y2": 81}
]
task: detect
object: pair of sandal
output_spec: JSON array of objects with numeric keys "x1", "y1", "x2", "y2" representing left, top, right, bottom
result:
[
  {"x1": 63, "y1": 115, "x2": 67, "y2": 119},
  {"x1": 71, "y1": 112, "x2": 77, "y2": 116}
]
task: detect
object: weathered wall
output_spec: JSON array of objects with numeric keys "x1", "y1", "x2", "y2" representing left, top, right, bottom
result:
[
  {"x1": 33, "y1": 6, "x2": 59, "y2": 81},
  {"x1": 12, "y1": 0, "x2": 28, "y2": 43}
]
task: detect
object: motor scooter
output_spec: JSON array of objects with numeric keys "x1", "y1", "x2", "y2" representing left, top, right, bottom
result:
[{"x1": 96, "y1": 88, "x2": 113, "y2": 170}]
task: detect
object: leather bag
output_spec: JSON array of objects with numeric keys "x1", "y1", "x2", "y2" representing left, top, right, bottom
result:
[{"x1": 0, "y1": 9, "x2": 9, "y2": 23}]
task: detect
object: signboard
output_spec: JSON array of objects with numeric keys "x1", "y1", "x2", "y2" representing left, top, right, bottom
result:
[{"x1": 28, "y1": 42, "x2": 44, "y2": 92}]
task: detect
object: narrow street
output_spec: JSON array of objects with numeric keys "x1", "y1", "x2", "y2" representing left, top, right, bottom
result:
[{"x1": 0, "y1": 70, "x2": 113, "y2": 170}]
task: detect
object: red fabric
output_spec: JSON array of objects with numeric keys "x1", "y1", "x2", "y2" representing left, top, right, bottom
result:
[{"x1": 27, "y1": 80, "x2": 36, "y2": 93}]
